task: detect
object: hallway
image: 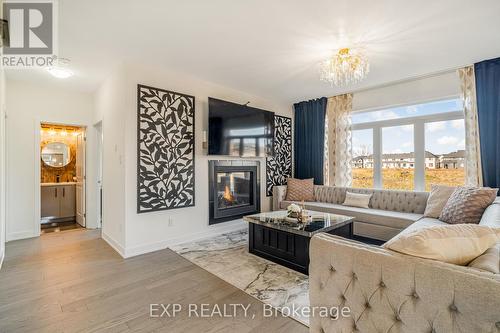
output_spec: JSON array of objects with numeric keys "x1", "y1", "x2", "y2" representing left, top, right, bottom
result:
[{"x1": 0, "y1": 230, "x2": 306, "y2": 333}]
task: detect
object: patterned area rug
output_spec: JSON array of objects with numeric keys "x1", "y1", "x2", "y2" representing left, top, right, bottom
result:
[{"x1": 170, "y1": 229, "x2": 310, "y2": 326}]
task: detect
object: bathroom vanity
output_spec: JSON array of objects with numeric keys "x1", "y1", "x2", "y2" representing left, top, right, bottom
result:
[{"x1": 41, "y1": 183, "x2": 76, "y2": 222}]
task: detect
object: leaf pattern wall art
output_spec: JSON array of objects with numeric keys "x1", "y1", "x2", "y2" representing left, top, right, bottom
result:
[
  {"x1": 137, "y1": 84, "x2": 195, "y2": 213},
  {"x1": 266, "y1": 115, "x2": 292, "y2": 196}
]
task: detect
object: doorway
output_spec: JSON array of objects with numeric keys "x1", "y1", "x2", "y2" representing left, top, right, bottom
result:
[{"x1": 39, "y1": 123, "x2": 86, "y2": 234}]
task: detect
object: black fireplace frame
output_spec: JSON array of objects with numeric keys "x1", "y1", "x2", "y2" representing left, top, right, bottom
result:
[{"x1": 209, "y1": 160, "x2": 260, "y2": 225}]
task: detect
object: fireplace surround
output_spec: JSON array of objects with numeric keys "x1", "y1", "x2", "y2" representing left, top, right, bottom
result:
[{"x1": 209, "y1": 160, "x2": 260, "y2": 225}]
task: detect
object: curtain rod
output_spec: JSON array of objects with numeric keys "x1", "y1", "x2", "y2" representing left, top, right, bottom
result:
[{"x1": 329, "y1": 65, "x2": 469, "y2": 98}]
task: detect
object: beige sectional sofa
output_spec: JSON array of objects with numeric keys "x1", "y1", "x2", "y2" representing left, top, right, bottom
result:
[
  {"x1": 272, "y1": 185, "x2": 500, "y2": 332},
  {"x1": 273, "y1": 185, "x2": 430, "y2": 241}
]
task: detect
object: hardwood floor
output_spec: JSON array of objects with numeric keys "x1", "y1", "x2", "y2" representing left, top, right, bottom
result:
[{"x1": 0, "y1": 229, "x2": 307, "y2": 333}]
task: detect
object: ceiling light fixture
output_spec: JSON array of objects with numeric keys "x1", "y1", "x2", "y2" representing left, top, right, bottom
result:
[
  {"x1": 47, "y1": 57, "x2": 74, "y2": 79},
  {"x1": 320, "y1": 48, "x2": 369, "y2": 87}
]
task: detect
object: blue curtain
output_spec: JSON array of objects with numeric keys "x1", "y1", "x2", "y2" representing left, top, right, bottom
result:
[
  {"x1": 293, "y1": 97, "x2": 327, "y2": 185},
  {"x1": 475, "y1": 57, "x2": 500, "y2": 188}
]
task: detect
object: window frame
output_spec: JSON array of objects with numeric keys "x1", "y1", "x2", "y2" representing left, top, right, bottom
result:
[{"x1": 352, "y1": 100, "x2": 464, "y2": 191}]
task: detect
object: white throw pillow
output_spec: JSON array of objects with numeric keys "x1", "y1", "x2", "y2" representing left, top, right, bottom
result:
[
  {"x1": 423, "y1": 184, "x2": 456, "y2": 218},
  {"x1": 343, "y1": 192, "x2": 371, "y2": 209},
  {"x1": 383, "y1": 224, "x2": 500, "y2": 265}
]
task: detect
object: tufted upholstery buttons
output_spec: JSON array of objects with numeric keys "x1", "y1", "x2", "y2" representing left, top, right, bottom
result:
[
  {"x1": 365, "y1": 302, "x2": 371, "y2": 309},
  {"x1": 380, "y1": 281, "x2": 385, "y2": 288},
  {"x1": 449, "y1": 304, "x2": 458, "y2": 312},
  {"x1": 395, "y1": 314, "x2": 401, "y2": 322},
  {"x1": 340, "y1": 294, "x2": 346, "y2": 301},
  {"x1": 330, "y1": 265, "x2": 336, "y2": 272},
  {"x1": 319, "y1": 328, "x2": 325, "y2": 333},
  {"x1": 413, "y1": 292, "x2": 419, "y2": 299},
  {"x1": 352, "y1": 272, "x2": 357, "y2": 280}
]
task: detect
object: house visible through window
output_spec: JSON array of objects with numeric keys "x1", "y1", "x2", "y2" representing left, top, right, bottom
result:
[{"x1": 351, "y1": 98, "x2": 465, "y2": 191}]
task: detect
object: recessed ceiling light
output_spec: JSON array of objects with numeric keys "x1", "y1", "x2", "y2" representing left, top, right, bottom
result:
[{"x1": 47, "y1": 58, "x2": 74, "y2": 79}]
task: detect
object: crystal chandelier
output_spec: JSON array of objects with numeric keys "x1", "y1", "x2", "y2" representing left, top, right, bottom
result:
[{"x1": 320, "y1": 48, "x2": 369, "y2": 87}]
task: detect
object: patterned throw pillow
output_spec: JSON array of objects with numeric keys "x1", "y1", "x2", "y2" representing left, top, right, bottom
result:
[
  {"x1": 285, "y1": 178, "x2": 314, "y2": 202},
  {"x1": 439, "y1": 187, "x2": 498, "y2": 224}
]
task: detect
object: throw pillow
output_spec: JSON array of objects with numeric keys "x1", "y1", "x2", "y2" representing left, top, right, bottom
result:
[
  {"x1": 439, "y1": 187, "x2": 498, "y2": 224},
  {"x1": 343, "y1": 192, "x2": 371, "y2": 209},
  {"x1": 285, "y1": 178, "x2": 314, "y2": 202},
  {"x1": 467, "y1": 243, "x2": 500, "y2": 274},
  {"x1": 423, "y1": 184, "x2": 456, "y2": 218},
  {"x1": 383, "y1": 224, "x2": 500, "y2": 265}
]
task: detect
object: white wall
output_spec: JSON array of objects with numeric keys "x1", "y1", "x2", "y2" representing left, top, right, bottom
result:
[
  {"x1": 93, "y1": 66, "x2": 127, "y2": 253},
  {"x1": 94, "y1": 63, "x2": 292, "y2": 257},
  {"x1": 352, "y1": 71, "x2": 461, "y2": 112},
  {"x1": 0, "y1": 52, "x2": 6, "y2": 267},
  {"x1": 5, "y1": 79, "x2": 98, "y2": 241}
]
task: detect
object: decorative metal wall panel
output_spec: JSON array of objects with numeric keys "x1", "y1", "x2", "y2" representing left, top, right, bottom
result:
[
  {"x1": 137, "y1": 84, "x2": 195, "y2": 213},
  {"x1": 266, "y1": 115, "x2": 292, "y2": 196}
]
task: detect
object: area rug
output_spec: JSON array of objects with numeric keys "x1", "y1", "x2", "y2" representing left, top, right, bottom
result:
[{"x1": 170, "y1": 229, "x2": 310, "y2": 326}]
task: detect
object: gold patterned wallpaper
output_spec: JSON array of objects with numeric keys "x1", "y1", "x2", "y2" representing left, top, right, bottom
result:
[{"x1": 40, "y1": 124, "x2": 82, "y2": 183}]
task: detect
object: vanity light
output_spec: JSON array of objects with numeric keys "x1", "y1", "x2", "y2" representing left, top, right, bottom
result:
[
  {"x1": 48, "y1": 129, "x2": 56, "y2": 136},
  {"x1": 60, "y1": 130, "x2": 67, "y2": 137},
  {"x1": 72, "y1": 131, "x2": 79, "y2": 137}
]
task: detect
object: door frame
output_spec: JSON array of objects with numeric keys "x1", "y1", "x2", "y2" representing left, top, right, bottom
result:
[
  {"x1": 35, "y1": 120, "x2": 87, "y2": 235},
  {"x1": 94, "y1": 121, "x2": 103, "y2": 229}
]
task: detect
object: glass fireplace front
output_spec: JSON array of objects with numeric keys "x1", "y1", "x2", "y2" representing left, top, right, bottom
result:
[
  {"x1": 216, "y1": 171, "x2": 253, "y2": 210},
  {"x1": 209, "y1": 161, "x2": 260, "y2": 225}
]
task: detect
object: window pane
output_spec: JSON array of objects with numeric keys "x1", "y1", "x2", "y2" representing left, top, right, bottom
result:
[
  {"x1": 424, "y1": 119, "x2": 465, "y2": 191},
  {"x1": 352, "y1": 129, "x2": 373, "y2": 188},
  {"x1": 382, "y1": 125, "x2": 414, "y2": 190},
  {"x1": 352, "y1": 98, "x2": 461, "y2": 124}
]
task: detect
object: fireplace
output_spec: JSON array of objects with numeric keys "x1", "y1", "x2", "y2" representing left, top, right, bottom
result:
[{"x1": 209, "y1": 160, "x2": 260, "y2": 225}]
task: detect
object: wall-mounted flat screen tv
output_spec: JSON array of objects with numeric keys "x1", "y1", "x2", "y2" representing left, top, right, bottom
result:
[{"x1": 208, "y1": 98, "x2": 275, "y2": 157}]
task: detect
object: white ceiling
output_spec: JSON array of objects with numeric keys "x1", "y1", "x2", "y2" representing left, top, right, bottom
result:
[{"x1": 6, "y1": 0, "x2": 500, "y2": 103}]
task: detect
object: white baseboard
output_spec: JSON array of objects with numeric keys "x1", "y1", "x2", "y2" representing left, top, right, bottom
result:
[
  {"x1": 123, "y1": 219, "x2": 246, "y2": 258},
  {"x1": 7, "y1": 230, "x2": 39, "y2": 241},
  {"x1": 101, "y1": 232, "x2": 126, "y2": 258}
]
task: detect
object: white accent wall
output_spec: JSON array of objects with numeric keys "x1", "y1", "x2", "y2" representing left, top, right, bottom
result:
[
  {"x1": 95, "y1": 63, "x2": 292, "y2": 257},
  {"x1": 5, "y1": 80, "x2": 99, "y2": 241}
]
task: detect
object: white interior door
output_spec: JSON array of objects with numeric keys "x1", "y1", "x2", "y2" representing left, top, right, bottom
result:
[{"x1": 76, "y1": 132, "x2": 86, "y2": 227}]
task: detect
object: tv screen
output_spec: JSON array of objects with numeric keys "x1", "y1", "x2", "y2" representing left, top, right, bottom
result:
[{"x1": 208, "y1": 98, "x2": 275, "y2": 157}]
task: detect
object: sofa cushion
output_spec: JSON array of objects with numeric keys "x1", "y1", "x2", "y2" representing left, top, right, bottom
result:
[
  {"x1": 383, "y1": 224, "x2": 500, "y2": 265},
  {"x1": 397, "y1": 217, "x2": 448, "y2": 237},
  {"x1": 342, "y1": 191, "x2": 371, "y2": 208},
  {"x1": 468, "y1": 243, "x2": 500, "y2": 274},
  {"x1": 313, "y1": 186, "x2": 429, "y2": 214},
  {"x1": 439, "y1": 187, "x2": 498, "y2": 224},
  {"x1": 281, "y1": 200, "x2": 423, "y2": 229},
  {"x1": 423, "y1": 184, "x2": 456, "y2": 218},
  {"x1": 285, "y1": 178, "x2": 314, "y2": 201},
  {"x1": 479, "y1": 201, "x2": 500, "y2": 228}
]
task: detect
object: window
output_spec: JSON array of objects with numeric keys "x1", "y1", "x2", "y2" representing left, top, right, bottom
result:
[
  {"x1": 351, "y1": 98, "x2": 465, "y2": 191},
  {"x1": 424, "y1": 119, "x2": 465, "y2": 191},
  {"x1": 351, "y1": 129, "x2": 373, "y2": 188},
  {"x1": 382, "y1": 125, "x2": 414, "y2": 190}
]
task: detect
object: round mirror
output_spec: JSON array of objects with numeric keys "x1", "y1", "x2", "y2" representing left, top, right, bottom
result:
[{"x1": 41, "y1": 142, "x2": 71, "y2": 167}]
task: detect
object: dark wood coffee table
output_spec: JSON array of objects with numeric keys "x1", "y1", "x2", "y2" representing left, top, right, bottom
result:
[{"x1": 244, "y1": 210, "x2": 354, "y2": 275}]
